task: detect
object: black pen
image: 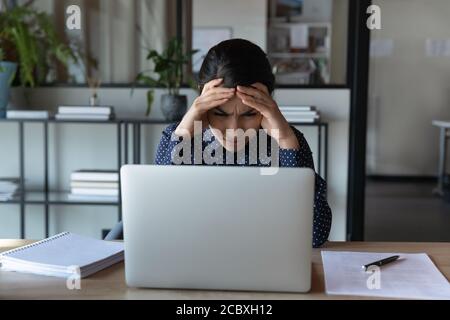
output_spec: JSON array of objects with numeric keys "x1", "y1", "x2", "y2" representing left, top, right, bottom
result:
[{"x1": 362, "y1": 255, "x2": 400, "y2": 271}]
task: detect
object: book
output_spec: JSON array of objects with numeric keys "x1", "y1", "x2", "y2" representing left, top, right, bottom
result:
[
  {"x1": 287, "y1": 118, "x2": 319, "y2": 123},
  {"x1": 279, "y1": 106, "x2": 316, "y2": 111},
  {"x1": 0, "y1": 232, "x2": 124, "y2": 278},
  {"x1": 280, "y1": 111, "x2": 319, "y2": 117},
  {"x1": 70, "y1": 181, "x2": 119, "y2": 189},
  {"x1": 71, "y1": 188, "x2": 119, "y2": 196},
  {"x1": 0, "y1": 184, "x2": 18, "y2": 194},
  {"x1": 67, "y1": 194, "x2": 118, "y2": 202},
  {"x1": 0, "y1": 192, "x2": 18, "y2": 202},
  {"x1": 0, "y1": 180, "x2": 19, "y2": 189},
  {"x1": 6, "y1": 110, "x2": 49, "y2": 119},
  {"x1": 71, "y1": 170, "x2": 118, "y2": 182},
  {"x1": 0, "y1": 178, "x2": 20, "y2": 201},
  {"x1": 58, "y1": 106, "x2": 113, "y2": 115},
  {"x1": 55, "y1": 114, "x2": 111, "y2": 121}
]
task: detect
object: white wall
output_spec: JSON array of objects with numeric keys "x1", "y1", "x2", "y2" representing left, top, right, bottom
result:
[
  {"x1": 1, "y1": 87, "x2": 350, "y2": 241},
  {"x1": 367, "y1": 0, "x2": 450, "y2": 176}
]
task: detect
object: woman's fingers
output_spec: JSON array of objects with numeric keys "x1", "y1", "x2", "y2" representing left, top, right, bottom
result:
[
  {"x1": 201, "y1": 90, "x2": 235, "y2": 103},
  {"x1": 251, "y1": 82, "x2": 270, "y2": 95},
  {"x1": 236, "y1": 91, "x2": 270, "y2": 116},
  {"x1": 202, "y1": 87, "x2": 236, "y2": 97},
  {"x1": 202, "y1": 78, "x2": 224, "y2": 94},
  {"x1": 237, "y1": 85, "x2": 274, "y2": 110},
  {"x1": 196, "y1": 98, "x2": 231, "y2": 112},
  {"x1": 237, "y1": 85, "x2": 266, "y2": 101}
]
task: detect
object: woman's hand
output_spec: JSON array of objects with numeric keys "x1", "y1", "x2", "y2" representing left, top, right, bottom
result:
[
  {"x1": 236, "y1": 83, "x2": 300, "y2": 150},
  {"x1": 175, "y1": 78, "x2": 235, "y2": 138}
]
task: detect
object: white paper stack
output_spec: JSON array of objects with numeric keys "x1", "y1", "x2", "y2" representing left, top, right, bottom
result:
[
  {"x1": 6, "y1": 110, "x2": 49, "y2": 119},
  {"x1": 0, "y1": 178, "x2": 19, "y2": 201},
  {"x1": 69, "y1": 170, "x2": 119, "y2": 201},
  {"x1": 55, "y1": 106, "x2": 114, "y2": 121},
  {"x1": 279, "y1": 106, "x2": 320, "y2": 123},
  {"x1": 0, "y1": 232, "x2": 124, "y2": 278},
  {"x1": 321, "y1": 251, "x2": 450, "y2": 300}
]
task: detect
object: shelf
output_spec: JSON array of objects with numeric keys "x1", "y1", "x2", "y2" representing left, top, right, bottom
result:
[
  {"x1": 0, "y1": 117, "x2": 173, "y2": 125},
  {"x1": 269, "y1": 52, "x2": 330, "y2": 59},
  {"x1": 269, "y1": 21, "x2": 332, "y2": 28},
  {"x1": 0, "y1": 191, "x2": 119, "y2": 206}
]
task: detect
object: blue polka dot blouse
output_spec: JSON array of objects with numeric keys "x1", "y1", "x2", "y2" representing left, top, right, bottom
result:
[{"x1": 155, "y1": 123, "x2": 332, "y2": 248}]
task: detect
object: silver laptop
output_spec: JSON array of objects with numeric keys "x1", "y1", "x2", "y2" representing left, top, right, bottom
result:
[{"x1": 121, "y1": 165, "x2": 315, "y2": 293}]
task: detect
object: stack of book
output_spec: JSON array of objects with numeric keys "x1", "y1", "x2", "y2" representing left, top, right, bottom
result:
[
  {"x1": 6, "y1": 110, "x2": 49, "y2": 119},
  {"x1": 279, "y1": 106, "x2": 320, "y2": 123},
  {"x1": 55, "y1": 106, "x2": 114, "y2": 121},
  {"x1": 0, "y1": 178, "x2": 20, "y2": 202},
  {"x1": 68, "y1": 170, "x2": 119, "y2": 201}
]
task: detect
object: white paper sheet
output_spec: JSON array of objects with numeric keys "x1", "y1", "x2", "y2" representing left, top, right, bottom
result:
[
  {"x1": 321, "y1": 251, "x2": 450, "y2": 300},
  {"x1": 370, "y1": 39, "x2": 394, "y2": 57},
  {"x1": 290, "y1": 24, "x2": 309, "y2": 49},
  {"x1": 425, "y1": 39, "x2": 450, "y2": 57}
]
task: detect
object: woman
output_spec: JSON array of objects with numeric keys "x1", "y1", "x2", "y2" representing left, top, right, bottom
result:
[{"x1": 155, "y1": 39, "x2": 331, "y2": 247}]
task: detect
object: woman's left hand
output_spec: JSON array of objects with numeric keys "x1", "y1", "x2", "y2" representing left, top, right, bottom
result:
[{"x1": 236, "y1": 83, "x2": 300, "y2": 149}]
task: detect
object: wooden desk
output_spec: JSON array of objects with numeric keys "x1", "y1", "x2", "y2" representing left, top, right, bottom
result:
[{"x1": 0, "y1": 240, "x2": 449, "y2": 300}]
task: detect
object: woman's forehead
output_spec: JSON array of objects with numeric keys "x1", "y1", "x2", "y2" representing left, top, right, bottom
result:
[{"x1": 218, "y1": 96, "x2": 253, "y2": 113}]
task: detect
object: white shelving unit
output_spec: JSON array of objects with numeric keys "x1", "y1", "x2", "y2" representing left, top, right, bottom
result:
[{"x1": 267, "y1": 0, "x2": 333, "y2": 85}]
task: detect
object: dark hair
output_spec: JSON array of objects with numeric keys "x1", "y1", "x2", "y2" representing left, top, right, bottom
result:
[{"x1": 198, "y1": 39, "x2": 275, "y2": 94}]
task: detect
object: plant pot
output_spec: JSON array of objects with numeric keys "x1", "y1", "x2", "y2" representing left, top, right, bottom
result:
[
  {"x1": 160, "y1": 94, "x2": 187, "y2": 122},
  {"x1": 0, "y1": 62, "x2": 18, "y2": 118}
]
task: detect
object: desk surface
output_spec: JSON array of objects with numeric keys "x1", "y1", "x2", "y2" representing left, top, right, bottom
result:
[{"x1": 0, "y1": 240, "x2": 449, "y2": 300}]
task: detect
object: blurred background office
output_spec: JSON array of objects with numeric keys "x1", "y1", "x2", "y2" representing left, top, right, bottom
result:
[
  {"x1": 0, "y1": 0, "x2": 449, "y2": 243},
  {"x1": 365, "y1": 0, "x2": 450, "y2": 241}
]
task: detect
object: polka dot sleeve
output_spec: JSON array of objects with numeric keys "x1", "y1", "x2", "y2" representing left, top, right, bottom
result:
[
  {"x1": 279, "y1": 127, "x2": 332, "y2": 248},
  {"x1": 154, "y1": 123, "x2": 180, "y2": 165}
]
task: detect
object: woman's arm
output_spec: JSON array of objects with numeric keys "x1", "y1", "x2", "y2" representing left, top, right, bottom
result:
[
  {"x1": 155, "y1": 123, "x2": 181, "y2": 165},
  {"x1": 279, "y1": 127, "x2": 332, "y2": 248}
]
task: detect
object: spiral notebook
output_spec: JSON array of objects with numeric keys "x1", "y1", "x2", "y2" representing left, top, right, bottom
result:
[{"x1": 0, "y1": 232, "x2": 124, "y2": 278}]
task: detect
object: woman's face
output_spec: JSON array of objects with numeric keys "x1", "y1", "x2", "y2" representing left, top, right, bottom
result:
[{"x1": 207, "y1": 90, "x2": 263, "y2": 152}]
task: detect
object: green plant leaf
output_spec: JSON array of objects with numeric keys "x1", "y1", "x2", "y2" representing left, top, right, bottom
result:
[
  {"x1": 0, "y1": 5, "x2": 78, "y2": 87},
  {"x1": 146, "y1": 50, "x2": 160, "y2": 60},
  {"x1": 134, "y1": 36, "x2": 198, "y2": 104},
  {"x1": 136, "y1": 73, "x2": 159, "y2": 87},
  {"x1": 0, "y1": 48, "x2": 4, "y2": 73}
]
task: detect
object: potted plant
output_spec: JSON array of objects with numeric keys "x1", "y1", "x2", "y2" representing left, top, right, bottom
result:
[
  {"x1": 0, "y1": 48, "x2": 17, "y2": 118},
  {"x1": 135, "y1": 37, "x2": 198, "y2": 121},
  {"x1": 0, "y1": 3, "x2": 77, "y2": 117}
]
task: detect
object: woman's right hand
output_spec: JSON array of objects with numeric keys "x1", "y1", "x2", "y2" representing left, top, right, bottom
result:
[{"x1": 174, "y1": 78, "x2": 235, "y2": 138}]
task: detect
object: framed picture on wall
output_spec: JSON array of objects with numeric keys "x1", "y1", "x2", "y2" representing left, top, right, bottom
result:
[
  {"x1": 192, "y1": 27, "x2": 233, "y2": 73},
  {"x1": 270, "y1": 0, "x2": 304, "y2": 19}
]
